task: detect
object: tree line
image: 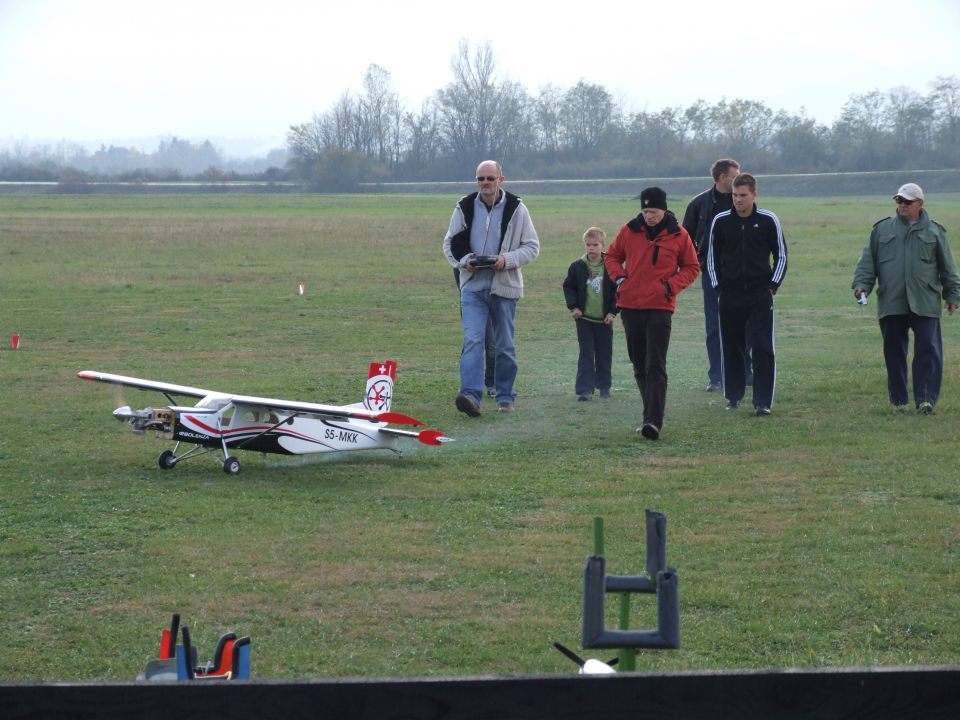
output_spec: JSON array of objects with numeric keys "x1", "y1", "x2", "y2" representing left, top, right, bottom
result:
[
  {"x1": 2, "y1": 41, "x2": 958, "y2": 190},
  {"x1": 0, "y1": 136, "x2": 289, "y2": 183},
  {"x1": 287, "y1": 41, "x2": 960, "y2": 190}
]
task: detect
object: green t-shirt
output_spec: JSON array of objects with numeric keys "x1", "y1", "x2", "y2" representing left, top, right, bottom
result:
[{"x1": 583, "y1": 257, "x2": 605, "y2": 321}]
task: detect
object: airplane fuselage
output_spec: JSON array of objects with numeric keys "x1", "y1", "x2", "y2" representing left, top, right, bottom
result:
[{"x1": 173, "y1": 409, "x2": 398, "y2": 455}]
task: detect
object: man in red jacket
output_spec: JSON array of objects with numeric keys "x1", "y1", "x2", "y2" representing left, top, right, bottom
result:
[{"x1": 605, "y1": 187, "x2": 700, "y2": 440}]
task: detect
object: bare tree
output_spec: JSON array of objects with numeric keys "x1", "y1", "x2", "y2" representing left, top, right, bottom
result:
[
  {"x1": 712, "y1": 98, "x2": 777, "y2": 153},
  {"x1": 561, "y1": 80, "x2": 616, "y2": 159},
  {"x1": 360, "y1": 64, "x2": 401, "y2": 166},
  {"x1": 490, "y1": 79, "x2": 535, "y2": 167},
  {"x1": 534, "y1": 85, "x2": 563, "y2": 155},
  {"x1": 683, "y1": 100, "x2": 716, "y2": 144},
  {"x1": 773, "y1": 112, "x2": 829, "y2": 171},
  {"x1": 833, "y1": 90, "x2": 894, "y2": 169},
  {"x1": 886, "y1": 86, "x2": 935, "y2": 158},
  {"x1": 627, "y1": 107, "x2": 689, "y2": 174},
  {"x1": 930, "y1": 75, "x2": 960, "y2": 163},
  {"x1": 435, "y1": 40, "x2": 500, "y2": 167},
  {"x1": 403, "y1": 99, "x2": 442, "y2": 177},
  {"x1": 287, "y1": 115, "x2": 326, "y2": 164}
]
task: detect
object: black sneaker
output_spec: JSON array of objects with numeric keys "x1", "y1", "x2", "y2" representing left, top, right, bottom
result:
[
  {"x1": 917, "y1": 401, "x2": 936, "y2": 415},
  {"x1": 724, "y1": 400, "x2": 740, "y2": 410},
  {"x1": 706, "y1": 381, "x2": 722, "y2": 393},
  {"x1": 455, "y1": 394, "x2": 482, "y2": 417},
  {"x1": 755, "y1": 405, "x2": 771, "y2": 417},
  {"x1": 639, "y1": 423, "x2": 660, "y2": 440}
]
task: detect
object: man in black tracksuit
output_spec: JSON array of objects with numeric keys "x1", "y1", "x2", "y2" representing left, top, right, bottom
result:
[{"x1": 706, "y1": 173, "x2": 787, "y2": 416}]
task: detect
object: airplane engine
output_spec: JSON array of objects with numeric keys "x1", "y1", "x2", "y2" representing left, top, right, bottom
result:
[
  {"x1": 149, "y1": 408, "x2": 176, "y2": 439},
  {"x1": 114, "y1": 406, "x2": 175, "y2": 438}
]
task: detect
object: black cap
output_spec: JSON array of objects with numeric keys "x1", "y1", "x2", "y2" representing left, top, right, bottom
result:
[{"x1": 640, "y1": 186, "x2": 668, "y2": 211}]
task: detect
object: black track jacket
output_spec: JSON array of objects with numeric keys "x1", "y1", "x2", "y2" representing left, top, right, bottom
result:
[{"x1": 706, "y1": 205, "x2": 787, "y2": 297}]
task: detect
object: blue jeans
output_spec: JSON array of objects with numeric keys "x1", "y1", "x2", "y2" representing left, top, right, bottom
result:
[
  {"x1": 460, "y1": 289, "x2": 517, "y2": 405},
  {"x1": 702, "y1": 276, "x2": 722, "y2": 384},
  {"x1": 455, "y1": 267, "x2": 495, "y2": 388}
]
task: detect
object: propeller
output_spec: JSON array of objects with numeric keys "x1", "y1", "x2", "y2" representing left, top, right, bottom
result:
[
  {"x1": 110, "y1": 385, "x2": 138, "y2": 431},
  {"x1": 108, "y1": 386, "x2": 159, "y2": 434},
  {"x1": 112, "y1": 383, "x2": 127, "y2": 413},
  {"x1": 553, "y1": 642, "x2": 618, "y2": 674}
]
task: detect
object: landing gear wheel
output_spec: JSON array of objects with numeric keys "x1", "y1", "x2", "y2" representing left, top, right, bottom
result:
[
  {"x1": 223, "y1": 456, "x2": 241, "y2": 475},
  {"x1": 158, "y1": 450, "x2": 177, "y2": 470}
]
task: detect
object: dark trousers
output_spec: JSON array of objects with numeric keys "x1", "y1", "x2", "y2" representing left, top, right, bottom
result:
[
  {"x1": 704, "y1": 275, "x2": 752, "y2": 385},
  {"x1": 879, "y1": 314, "x2": 943, "y2": 407},
  {"x1": 620, "y1": 308, "x2": 672, "y2": 427},
  {"x1": 575, "y1": 318, "x2": 613, "y2": 396},
  {"x1": 719, "y1": 290, "x2": 776, "y2": 408}
]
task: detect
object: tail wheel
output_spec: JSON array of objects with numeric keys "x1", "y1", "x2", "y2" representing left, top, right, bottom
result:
[
  {"x1": 158, "y1": 450, "x2": 177, "y2": 470},
  {"x1": 223, "y1": 456, "x2": 241, "y2": 475}
]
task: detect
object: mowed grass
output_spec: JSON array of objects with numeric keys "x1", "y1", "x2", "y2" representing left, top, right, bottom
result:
[{"x1": 1, "y1": 192, "x2": 959, "y2": 681}]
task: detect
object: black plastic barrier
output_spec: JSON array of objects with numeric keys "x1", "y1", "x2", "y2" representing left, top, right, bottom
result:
[{"x1": 3, "y1": 666, "x2": 960, "y2": 719}]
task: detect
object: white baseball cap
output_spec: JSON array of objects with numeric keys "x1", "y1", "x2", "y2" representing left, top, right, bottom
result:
[{"x1": 894, "y1": 183, "x2": 924, "y2": 201}]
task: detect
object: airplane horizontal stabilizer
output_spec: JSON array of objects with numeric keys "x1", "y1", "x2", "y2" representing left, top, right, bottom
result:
[
  {"x1": 372, "y1": 411, "x2": 425, "y2": 427},
  {"x1": 417, "y1": 430, "x2": 454, "y2": 446}
]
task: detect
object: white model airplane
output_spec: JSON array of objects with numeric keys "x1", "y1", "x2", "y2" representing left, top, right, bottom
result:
[{"x1": 78, "y1": 360, "x2": 452, "y2": 475}]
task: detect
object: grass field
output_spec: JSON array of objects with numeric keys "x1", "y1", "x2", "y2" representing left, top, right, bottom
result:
[{"x1": 1, "y1": 191, "x2": 958, "y2": 681}]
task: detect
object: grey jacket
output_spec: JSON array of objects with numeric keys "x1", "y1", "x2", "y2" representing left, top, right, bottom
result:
[{"x1": 442, "y1": 190, "x2": 540, "y2": 300}]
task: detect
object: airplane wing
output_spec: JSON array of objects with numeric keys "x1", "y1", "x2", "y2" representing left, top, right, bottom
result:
[
  {"x1": 77, "y1": 370, "x2": 426, "y2": 426},
  {"x1": 223, "y1": 393, "x2": 425, "y2": 426},
  {"x1": 77, "y1": 371, "x2": 212, "y2": 399}
]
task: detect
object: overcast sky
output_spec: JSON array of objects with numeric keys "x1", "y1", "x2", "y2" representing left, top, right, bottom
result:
[{"x1": 2, "y1": 0, "x2": 959, "y2": 155}]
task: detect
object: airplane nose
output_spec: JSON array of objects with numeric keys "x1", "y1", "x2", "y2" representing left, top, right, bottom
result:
[{"x1": 113, "y1": 406, "x2": 133, "y2": 420}]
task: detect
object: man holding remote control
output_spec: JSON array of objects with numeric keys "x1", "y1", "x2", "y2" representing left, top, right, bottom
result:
[
  {"x1": 853, "y1": 182, "x2": 959, "y2": 414},
  {"x1": 443, "y1": 160, "x2": 540, "y2": 416}
]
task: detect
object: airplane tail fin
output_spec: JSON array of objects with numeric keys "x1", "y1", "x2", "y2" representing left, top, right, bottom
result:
[{"x1": 363, "y1": 360, "x2": 396, "y2": 413}]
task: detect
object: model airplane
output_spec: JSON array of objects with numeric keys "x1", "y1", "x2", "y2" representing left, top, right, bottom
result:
[{"x1": 78, "y1": 360, "x2": 452, "y2": 475}]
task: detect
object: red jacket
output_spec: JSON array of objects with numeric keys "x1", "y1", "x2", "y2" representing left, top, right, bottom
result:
[{"x1": 604, "y1": 212, "x2": 700, "y2": 312}]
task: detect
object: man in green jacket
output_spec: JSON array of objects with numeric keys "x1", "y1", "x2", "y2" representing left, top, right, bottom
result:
[{"x1": 853, "y1": 183, "x2": 960, "y2": 414}]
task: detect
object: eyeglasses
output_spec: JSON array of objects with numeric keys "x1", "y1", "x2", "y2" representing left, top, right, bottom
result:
[
  {"x1": 476, "y1": 176, "x2": 499, "y2": 182},
  {"x1": 895, "y1": 197, "x2": 917, "y2": 205}
]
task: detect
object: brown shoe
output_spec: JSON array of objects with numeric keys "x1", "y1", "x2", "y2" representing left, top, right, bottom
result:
[
  {"x1": 497, "y1": 402, "x2": 514, "y2": 413},
  {"x1": 455, "y1": 394, "x2": 482, "y2": 417}
]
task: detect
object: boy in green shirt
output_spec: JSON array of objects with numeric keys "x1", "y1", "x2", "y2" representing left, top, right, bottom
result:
[{"x1": 563, "y1": 227, "x2": 618, "y2": 400}]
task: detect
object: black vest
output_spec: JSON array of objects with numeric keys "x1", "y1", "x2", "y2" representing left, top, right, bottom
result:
[{"x1": 450, "y1": 190, "x2": 522, "y2": 260}]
